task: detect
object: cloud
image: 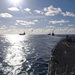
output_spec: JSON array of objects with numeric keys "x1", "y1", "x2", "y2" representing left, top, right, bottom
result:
[
  {"x1": 25, "y1": 16, "x2": 45, "y2": 19},
  {"x1": 34, "y1": 10, "x2": 44, "y2": 15},
  {"x1": 46, "y1": 26, "x2": 55, "y2": 29},
  {"x1": 24, "y1": 8, "x2": 32, "y2": 14},
  {"x1": 33, "y1": 5, "x2": 75, "y2": 17},
  {"x1": 33, "y1": 20, "x2": 38, "y2": 22},
  {"x1": 16, "y1": 20, "x2": 38, "y2": 26},
  {"x1": 43, "y1": 5, "x2": 75, "y2": 17},
  {"x1": 44, "y1": 5, "x2": 62, "y2": 16},
  {"x1": 10, "y1": 26, "x2": 16, "y2": 28},
  {"x1": 0, "y1": 25, "x2": 7, "y2": 30},
  {"x1": 0, "y1": 25, "x2": 75, "y2": 34},
  {"x1": 24, "y1": 8, "x2": 31, "y2": 12},
  {"x1": 49, "y1": 19, "x2": 69, "y2": 24},
  {"x1": 0, "y1": 13, "x2": 13, "y2": 18},
  {"x1": 61, "y1": 11, "x2": 75, "y2": 17},
  {"x1": 34, "y1": 5, "x2": 62, "y2": 16},
  {"x1": 54, "y1": 27, "x2": 75, "y2": 34},
  {"x1": 8, "y1": 7, "x2": 19, "y2": 11},
  {"x1": 68, "y1": 24, "x2": 74, "y2": 27},
  {"x1": 34, "y1": 10, "x2": 41, "y2": 14}
]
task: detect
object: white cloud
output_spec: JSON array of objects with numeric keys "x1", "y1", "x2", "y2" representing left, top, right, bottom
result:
[
  {"x1": 43, "y1": 6, "x2": 75, "y2": 17},
  {"x1": 61, "y1": 11, "x2": 75, "y2": 17},
  {"x1": 33, "y1": 20, "x2": 38, "y2": 22},
  {"x1": 54, "y1": 27, "x2": 75, "y2": 34},
  {"x1": 33, "y1": 5, "x2": 75, "y2": 17},
  {"x1": 34, "y1": 5, "x2": 62, "y2": 16},
  {"x1": 68, "y1": 24, "x2": 74, "y2": 27},
  {"x1": 0, "y1": 13, "x2": 13, "y2": 18},
  {"x1": 28, "y1": 28, "x2": 33, "y2": 32},
  {"x1": 26, "y1": 16, "x2": 45, "y2": 19},
  {"x1": 0, "y1": 25, "x2": 75, "y2": 34},
  {"x1": 31, "y1": 27, "x2": 56, "y2": 34},
  {"x1": 8, "y1": 7, "x2": 19, "y2": 11},
  {"x1": 15, "y1": 23, "x2": 18, "y2": 25},
  {"x1": 0, "y1": 25, "x2": 7, "y2": 30},
  {"x1": 49, "y1": 19, "x2": 69, "y2": 24},
  {"x1": 34, "y1": 10, "x2": 41, "y2": 14},
  {"x1": 44, "y1": 5, "x2": 62, "y2": 16},
  {"x1": 24, "y1": 8, "x2": 31, "y2": 12},
  {"x1": 10, "y1": 26, "x2": 16, "y2": 28},
  {"x1": 34, "y1": 10, "x2": 44, "y2": 15},
  {"x1": 16, "y1": 20, "x2": 38, "y2": 26},
  {"x1": 46, "y1": 26, "x2": 55, "y2": 29}
]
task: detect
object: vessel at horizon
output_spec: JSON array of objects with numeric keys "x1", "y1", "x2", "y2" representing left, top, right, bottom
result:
[{"x1": 19, "y1": 32, "x2": 25, "y2": 35}]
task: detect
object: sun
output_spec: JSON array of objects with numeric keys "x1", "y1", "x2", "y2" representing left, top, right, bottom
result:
[{"x1": 9, "y1": 0, "x2": 21, "y2": 6}]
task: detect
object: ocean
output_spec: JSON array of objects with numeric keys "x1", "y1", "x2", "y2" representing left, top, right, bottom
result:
[{"x1": 0, "y1": 35, "x2": 62, "y2": 75}]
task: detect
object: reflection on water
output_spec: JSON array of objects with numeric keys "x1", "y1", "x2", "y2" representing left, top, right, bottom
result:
[
  {"x1": 0, "y1": 35, "x2": 62, "y2": 75},
  {"x1": 0, "y1": 35, "x2": 32, "y2": 75}
]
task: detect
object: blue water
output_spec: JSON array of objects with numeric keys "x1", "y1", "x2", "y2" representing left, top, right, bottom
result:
[
  {"x1": 0, "y1": 35, "x2": 62, "y2": 75},
  {"x1": 56, "y1": 34, "x2": 75, "y2": 38}
]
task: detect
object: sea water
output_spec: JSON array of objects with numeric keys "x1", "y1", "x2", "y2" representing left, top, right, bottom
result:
[{"x1": 0, "y1": 35, "x2": 62, "y2": 75}]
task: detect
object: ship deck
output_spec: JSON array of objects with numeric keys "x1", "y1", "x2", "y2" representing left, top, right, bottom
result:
[{"x1": 48, "y1": 39, "x2": 75, "y2": 75}]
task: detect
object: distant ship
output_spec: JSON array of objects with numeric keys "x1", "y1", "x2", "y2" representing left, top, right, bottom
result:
[
  {"x1": 19, "y1": 32, "x2": 25, "y2": 35},
  {"x1": 52, "y1": 31, "x2": 55, "y2": 36},
  {"x1": 48, "y1": 33, "x2": 51, "y2": 35}
]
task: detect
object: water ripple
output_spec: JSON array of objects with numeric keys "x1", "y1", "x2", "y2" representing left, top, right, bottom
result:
[{"x1": 0, "y1": 35, "x2": 62, "y2": 75}]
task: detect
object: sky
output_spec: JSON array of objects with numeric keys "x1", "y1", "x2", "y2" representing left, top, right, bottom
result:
[{"x1": 0, "y1": 0, "x2": 75, "y2": 34}]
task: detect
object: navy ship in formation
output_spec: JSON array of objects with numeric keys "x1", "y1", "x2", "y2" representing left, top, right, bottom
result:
[
  {"x1": 48, "y1": 31, "x2": 55, "y2": 36},
  {"x1": 19, "y1": 32, "x2": 25, "y2": 35}
]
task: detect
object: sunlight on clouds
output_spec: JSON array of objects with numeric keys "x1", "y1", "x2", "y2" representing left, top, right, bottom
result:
[
  {"x1": 16, "y1": 20, "x2": 38, "y2": 25},
  {"x1": 16, "y1": 20, "x2": 35, "y2": 25},
  {"x1": 0, "y1": 13, "x2": 13, "y2": 18},
  {"x1": 10, "y1": 26, "x2": 16, "y2": 28},
  {"x1": 34, "y1": 10, "x2": 44, "y2": 15},
  {"x1": 0, "y1": 25, "x2": 7, "y2": 30},
  {"x1": 0, "y1": 1, "x2": 75, "y2": 35},
  {"x1": 46, "y1": 26, "x2": 55, "y2": 32},
  {"x1": 0, "y1": 26, "x2": 75, "y2": 34},
  {"x1": 49, "y1": 19, "x2": 69, "y2": 24},
  {"x1": 34, "y1": 10, "x2": 41, "y2": 14},
  {"x1": 8, "y1": 7, "x2": 19, "y2": 11},
  {"x1": 46, "y1": 26, "x2": 55, "y2": 29},
  {"x1": 33, "y1": 5, "x2": 75, "y2": 17},
  {"x1": 54, "y1": 27, "x2": 75, "y2": 34},
  {"x1": 24, "y1": 8, "x2": 33, "y2": 15},
  {"x1": 68, "y1": 24, "x2": 74, "y2": 27},
  {"x1": 44, "y1": 5, "x2": 62, "y2": 16},
  {"x1": 24, "y1": 8, "x2": 31, "y2": 12},
  {"x1": 25, "y1": 16, "x2": 45, "y2": 19},
  {"x1": 61, "y1": 11, "x2": 75, "y2": 17},
  {"x1": 33, "y1": 20, "x2": 38, "y2": 22}
]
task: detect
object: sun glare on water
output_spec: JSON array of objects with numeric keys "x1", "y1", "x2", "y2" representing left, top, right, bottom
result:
[
  {"x1": 5, "y1": 35, "x2": 27, "y2": 44},
  {"x1": 3, "y1": 35, "x2": 30, "y2": 74}
]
